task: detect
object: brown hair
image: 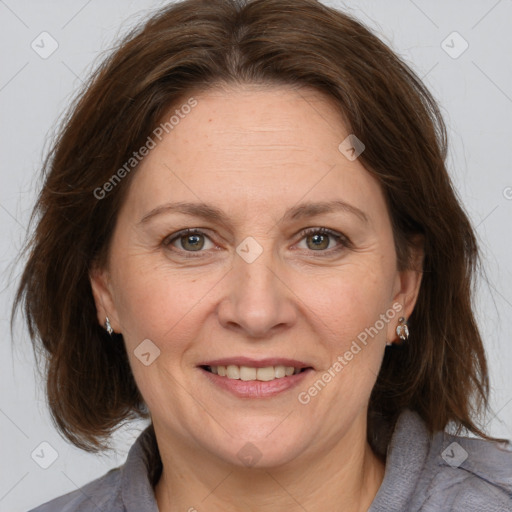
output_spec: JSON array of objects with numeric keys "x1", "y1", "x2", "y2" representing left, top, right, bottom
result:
[{"x1": 12, "y1": 0, "x2": 499, "y2": 452}]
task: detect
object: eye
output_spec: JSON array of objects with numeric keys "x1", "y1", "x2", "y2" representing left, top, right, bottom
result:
[
  {"x1": 163, "y1": 226, "x2": 350, "y2": 258},
  {"x1": 296, "y1": 227, "x2": 350, "y2": 254},
  {"x1": 164, "y1": 228, "x2": 215, "y2": 254}
]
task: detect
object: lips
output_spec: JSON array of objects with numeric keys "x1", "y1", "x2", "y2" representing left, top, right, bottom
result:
[{"x1": 199, "y1": 362, "x2": 314, "y2": 398}]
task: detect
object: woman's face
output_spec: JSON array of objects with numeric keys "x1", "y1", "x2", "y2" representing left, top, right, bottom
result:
[{"x1": 91, "y1": 84, "x2": 421, "y2": 467}]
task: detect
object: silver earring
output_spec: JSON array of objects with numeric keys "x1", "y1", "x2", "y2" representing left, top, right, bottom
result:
[
  {"x1": 396, "y1": 317, "x2": 409, "y2": 342},
  {"x1": 105, "y1": 316, "x2": 114, "y2": 336}
]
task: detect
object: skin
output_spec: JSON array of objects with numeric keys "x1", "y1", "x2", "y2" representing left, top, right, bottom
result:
[{"x1": 90, "y1": 83, "x2": 423, "y2": 512}]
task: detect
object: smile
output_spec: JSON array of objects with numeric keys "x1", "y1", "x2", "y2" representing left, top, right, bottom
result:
[
  {"x1": 203, "y1": 364, "x2": 309, "y2": 381},
  {"x1": 199, "y1": 365, "x2": 314, "y2": 398}
]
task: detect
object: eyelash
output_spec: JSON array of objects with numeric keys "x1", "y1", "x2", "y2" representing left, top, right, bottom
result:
[{"x1": 163, "y1": 227, "x2": 351, "y2": 258}]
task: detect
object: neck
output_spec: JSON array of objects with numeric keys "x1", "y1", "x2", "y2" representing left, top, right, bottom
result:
[{"x1": 154, "y1": 416, "x2": 385, "y2": 512}]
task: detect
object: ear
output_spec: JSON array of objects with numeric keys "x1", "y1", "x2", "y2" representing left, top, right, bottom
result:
[
  {"x1": 387, "y1": 235, "x2": 424, "y2": 342},
  {"x1": 89, "y1": 263, "x2": 121, "y2": 333}
]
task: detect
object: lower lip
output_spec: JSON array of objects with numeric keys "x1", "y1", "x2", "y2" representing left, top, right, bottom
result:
[{"x1": 199, "y1": 367, "x2": 314, "y2": 398}]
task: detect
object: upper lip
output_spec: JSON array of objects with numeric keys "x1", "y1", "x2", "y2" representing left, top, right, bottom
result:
[{"x1": 198, "y1": 357, "x2": 313, "y2": 369}]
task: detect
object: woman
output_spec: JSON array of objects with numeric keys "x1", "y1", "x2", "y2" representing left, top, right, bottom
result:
[{"x1": 14, "y1": 0, "x2": 512, "y2": 510}]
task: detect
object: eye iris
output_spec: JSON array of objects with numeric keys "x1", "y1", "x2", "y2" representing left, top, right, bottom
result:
[
  {"x1": 181, "y1": 233, "x2": 204, "y2": 251},
  {"x1": 307, "y1": 233, "x2": 329, "y2": 250}
]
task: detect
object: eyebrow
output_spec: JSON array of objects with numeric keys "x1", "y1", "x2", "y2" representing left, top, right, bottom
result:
[{"x1": 138, "y1": 199, "x2": 369, "y2": 226}]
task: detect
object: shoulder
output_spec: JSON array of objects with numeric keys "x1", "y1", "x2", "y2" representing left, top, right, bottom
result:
[
  {"x1": 27, "y1": 425, "x2": 160, "y2": 512},
  {"x1": 373, "y1": 409, "x2": 512, "y2": 512},
  {"x1": 415, "y1": 417, "x2": 512, "y2": 511},
  {"x1": 27, "y1": 466, "x2": 123, "y2": 512}
]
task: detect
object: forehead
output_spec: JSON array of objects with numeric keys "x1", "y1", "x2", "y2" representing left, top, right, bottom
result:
[{"x1": 120, "y1": 84, "x2": 387, "y2": 226}]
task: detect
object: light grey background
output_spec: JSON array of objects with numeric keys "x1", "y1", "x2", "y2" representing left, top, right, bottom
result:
[{"x1": 1, "y1": 1, "x2": 511, "y2": 510}]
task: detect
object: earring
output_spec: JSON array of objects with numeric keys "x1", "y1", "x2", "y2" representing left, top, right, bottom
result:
[
  {"x1": 104, "y1": 316, "x2": 114, "y2": 336},
  {"x1": 396, "y1": 317, "x2": 409, "y2": 343}
]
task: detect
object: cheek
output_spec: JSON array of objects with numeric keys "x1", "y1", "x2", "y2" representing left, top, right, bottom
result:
[
  {"x1": 299, "y1": 261, "x2": 394, "y2": 343},
  {"x1": 111, "y1": 255, "x2": 217, "y2": 350},
  {"x1": 113, "y1": 264, "x2": 212, "y2": 409}
]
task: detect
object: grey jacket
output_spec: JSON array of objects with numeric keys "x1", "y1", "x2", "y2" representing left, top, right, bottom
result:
[{"x1": 29, "y1": 409, "x2": 512, "y2": 511}]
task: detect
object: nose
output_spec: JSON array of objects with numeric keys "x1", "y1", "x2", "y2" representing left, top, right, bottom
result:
[{"x1": 216, "y1": 238, "x2": 297, "y2": 339}]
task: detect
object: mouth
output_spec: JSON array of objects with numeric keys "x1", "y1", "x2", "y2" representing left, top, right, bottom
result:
[
  {"x1": 197, "y1": 358, "x2": 314, "y2": 398},
  {"x1": 200, "y1": 364, "x2": 312, "y2": 381}
]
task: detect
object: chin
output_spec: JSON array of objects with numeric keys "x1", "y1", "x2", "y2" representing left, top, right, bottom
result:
[{"x1": 206, "y1": 427, "x2": 309, "y2": 469}]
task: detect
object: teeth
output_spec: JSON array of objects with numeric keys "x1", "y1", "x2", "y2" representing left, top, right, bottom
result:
[
  {"x1": 240, "y1": 366, "x2": 256, "y2": 381},
  {"x1": 274, "y1": 366, "x2": 286, "y2": 378},
  {"x1": 226, "y1": 365, "x2": 240, "y2": 379},
  {"x1": 256, "y1": 367, "x2": 276, "y2": 381},
  {"x1": 207, "y1": 364, "x2": 304, "y2": 381}
]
